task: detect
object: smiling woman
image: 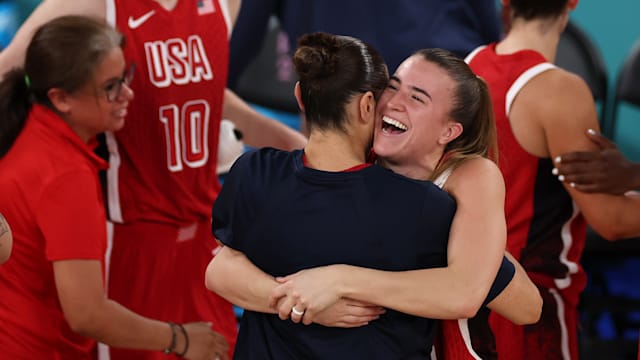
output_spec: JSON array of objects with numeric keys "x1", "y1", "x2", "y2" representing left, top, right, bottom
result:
[{"x1": 0, "y1": 15, "x2": 221, "y2": 359}]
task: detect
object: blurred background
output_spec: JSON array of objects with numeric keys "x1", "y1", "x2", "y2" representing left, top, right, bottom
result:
[{"x1": 1, "y1": 0, "x2": 638, "y2": 358}]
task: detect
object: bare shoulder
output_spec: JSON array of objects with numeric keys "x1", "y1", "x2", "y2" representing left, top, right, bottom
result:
[
  {"x1": 445, "y1": 157, "x2": 505, "y2": 199},
  {"x1": 450, "y1": 157, "x2": 502, "y2": 182},
  {"x1": 514, "y1": 67, "x2": 600, "y2": 155},
  {"x1": 520, "y1": 68, "x2": 596, "y2": 127}
]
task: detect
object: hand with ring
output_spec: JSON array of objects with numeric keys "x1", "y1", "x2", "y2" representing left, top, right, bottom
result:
[{"x1": 291, "y1": 306, "x2": 305, "y2": 316}]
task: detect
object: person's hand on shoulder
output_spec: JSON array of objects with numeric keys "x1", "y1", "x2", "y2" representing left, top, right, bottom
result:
[{"x1": 554, "y1": 129, "x2": 640, "y2": 195}]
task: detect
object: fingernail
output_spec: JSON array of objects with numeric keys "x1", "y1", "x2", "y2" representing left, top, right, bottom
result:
[
  {"x1": 558, "y1": 175, "x2": 565, "y2": 182},
  {"x1": 570, "y1": 182, "x2": 576, "y2": 188},
  {"x1": 552, "y1": 168, "x2": 559, "y2": 175},
  {"x1": 587, "y1": 128, "x2": 597, "y2": 135},
  {"x1": 554, "y1": 156, "x2": 562, "y2": 164}
]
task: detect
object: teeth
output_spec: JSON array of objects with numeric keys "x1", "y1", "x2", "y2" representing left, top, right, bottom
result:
[{"x1": 382, "y1": 116, "x2": 407, "y2": 131}]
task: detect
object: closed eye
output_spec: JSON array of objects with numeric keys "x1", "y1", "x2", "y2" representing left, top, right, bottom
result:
[
  {"x1": 411, "y1": 94, "x2": 425, "y2": 103},
  {"x1": 103, "y1": 80, "x2": 118, "y2": 93}
]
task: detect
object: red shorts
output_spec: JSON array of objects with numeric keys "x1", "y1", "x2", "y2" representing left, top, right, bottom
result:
[
  {"x1": 435, "y1": 286, "x2": 578, "y2": 360},
  {"x1": 434, "y1": 308, "x2": 496, "y2": 360},
  {"x1": 490, "y1": 286, "x2": 579, "y2": 360},
  {"x1": 105, "y1": 221, "x2": 237, "y2": 360}
]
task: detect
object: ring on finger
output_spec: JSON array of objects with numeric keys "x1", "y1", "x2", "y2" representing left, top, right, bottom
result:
[{"x1": 291, "y1": 306, "x2": 304, "y2": 316}]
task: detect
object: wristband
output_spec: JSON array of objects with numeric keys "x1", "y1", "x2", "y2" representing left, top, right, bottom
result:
[
  {"x1": 175, "y1": 323, "x2": 189, "y2": 358},
  {"x1": 163, "y1": 322, "x2": 178, "y2": 355}
]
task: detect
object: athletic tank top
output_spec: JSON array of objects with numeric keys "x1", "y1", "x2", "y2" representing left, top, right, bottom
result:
[
  {"x1": 466, "y1": 44, "x2": 586, "y2": 304},
  {"x1": 105, "y1": 0, "x2": 231, "y2": 225}
]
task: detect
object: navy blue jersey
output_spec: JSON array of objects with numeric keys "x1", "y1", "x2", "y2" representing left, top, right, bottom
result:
[
  {"x1": 213, "y1": 148, "x2": 456, "y2": 359},
  {"x1": 228, "y1": 0, "x2": 502, "y2": 87}
]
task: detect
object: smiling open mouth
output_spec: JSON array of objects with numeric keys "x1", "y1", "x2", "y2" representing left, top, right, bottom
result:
[{"x1": 382, "y1": 115, "x2": 407, "y2": 134}]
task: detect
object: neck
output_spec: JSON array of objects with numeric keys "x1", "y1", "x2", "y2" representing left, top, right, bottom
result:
[
  {"x1": 304, "y1": 129, "x2": 369, "y2": 171},
  {"x1": 378, "y1": 153, "x2": 441, "y2": 181},
  {"x1": 496, "y1": 13, "x2": 567, "y2": 62},
  {"x1": 154, "y1": 0, "x2": 178, "y2": 10}
]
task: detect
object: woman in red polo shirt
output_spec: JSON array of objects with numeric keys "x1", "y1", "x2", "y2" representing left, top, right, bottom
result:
[{"x1": 0, "y1": 15, "x2": 223, "y2": 360}]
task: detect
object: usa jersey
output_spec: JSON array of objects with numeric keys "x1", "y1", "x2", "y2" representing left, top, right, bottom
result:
[
  {"x1": 466, "y1": 43, "x2": 586, "y2": 308},
  {"x1": 464, "y1": 44, "x2": 587, "y2": 360},
  {"x1": 105, "y1": 0, "x2": 231, "y2": 224}
]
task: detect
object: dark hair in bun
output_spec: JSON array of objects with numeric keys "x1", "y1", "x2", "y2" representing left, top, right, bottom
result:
[{"x1": 293, "y1": 32, "x2": 387, "y2": 131}]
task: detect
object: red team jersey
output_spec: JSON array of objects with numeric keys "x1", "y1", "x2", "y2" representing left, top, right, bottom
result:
[
  {"x1": 468, "y1": 44, "x2": 586, "y2": 360},
  {"x1": 434, "y1": 44, "x2": 587, "y2": 360},
  {"x1": 0, "y1": 105, "x2": 108, "y2": 359},
  {"x1": 103, "y1": 1, "x2": 238, "y2": 359},
  {"x1": 105, "y1": 0, "x2": 229, "y2": 225}
]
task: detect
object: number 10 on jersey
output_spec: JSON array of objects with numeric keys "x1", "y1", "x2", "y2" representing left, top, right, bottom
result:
[{"x1": 160, "y1": 100, "x2": 211, "y2": 172}]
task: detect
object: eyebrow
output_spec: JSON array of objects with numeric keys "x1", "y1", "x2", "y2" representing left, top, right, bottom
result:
[{"x1": 390, "y1": 75, "x2": 432, "y2": 100}]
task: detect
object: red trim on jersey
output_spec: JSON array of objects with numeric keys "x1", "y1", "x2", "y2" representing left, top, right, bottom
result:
[{"x1": 302, "y1": 152, "x2": 372, "y2": 172}]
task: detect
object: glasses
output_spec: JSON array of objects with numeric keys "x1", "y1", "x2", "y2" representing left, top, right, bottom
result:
[{"x1": 104, "y1": 63, "x2": 136, "y2": 102}]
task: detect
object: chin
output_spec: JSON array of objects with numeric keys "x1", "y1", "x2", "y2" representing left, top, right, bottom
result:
[
  {"x1": 109, "y1": 118, "x2": 126, "y2": 132},
  {"x1": 372, "y1": 142, "x2": 396, "y2": 159}
]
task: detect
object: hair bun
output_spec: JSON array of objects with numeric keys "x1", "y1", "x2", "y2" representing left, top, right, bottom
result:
[{"x1": 293, "y1": 32, "x2": 340, "y2": 80}]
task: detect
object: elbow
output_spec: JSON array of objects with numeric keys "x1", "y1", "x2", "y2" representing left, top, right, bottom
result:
[
  {"x1": 592, "y1": 225, "x2": 630, "y2": 242},
  {"x1": 205, "y1": 259, "x2": 218, "y2": 292},
  {"x1": 589, "y1": 216, "x2": 640, "y2": 242},
  {"x1": 512, "y1": 293, "x2": 543, "y2": 325},
  {"x1": 205, "y1": 257, "x2": 225, "y2": 295},
  {"x1": 457, "y1": 305, "x2": 481, "y2": 319},
  {"x1": 450, "y1": 294, "x2": 485, "y2": 319},
  {"x1": 65, "y1": 307, "x2": 100, "y2": 338}
]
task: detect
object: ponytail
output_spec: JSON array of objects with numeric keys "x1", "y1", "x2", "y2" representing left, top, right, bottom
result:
[
  {"x1": 0, "y1": 68, "x2": 33, "y2": 159},
  {"x1": 430, "y1": 76, "x2": 498, "y2": 181}
]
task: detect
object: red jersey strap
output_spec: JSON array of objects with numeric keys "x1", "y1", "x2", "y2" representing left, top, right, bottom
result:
[{"x1": 302, "y1": 152, "x2": 372, "y2": 172}]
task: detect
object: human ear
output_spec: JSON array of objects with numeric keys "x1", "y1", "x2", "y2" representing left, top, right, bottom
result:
[
  {"x1": 358, "y1": 91, "x2": 375, "y2": 124},
  {"x1": 294, "y1": 82, "x2": 305, "y2": 112},
  {"x1": 47, "y1": 88, "x2": 72, "y2": 114},
  {"x1": 439, "y1": 121, "x2": 463, "y2": 145}
]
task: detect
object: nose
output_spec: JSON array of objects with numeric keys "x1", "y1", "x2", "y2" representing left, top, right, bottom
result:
[
  {"x1": 385, "y1": 90, "x2": 405, "y2": 111},
  {"x1": 119, "y1": 82, "x2": 135, "y2": 101}
]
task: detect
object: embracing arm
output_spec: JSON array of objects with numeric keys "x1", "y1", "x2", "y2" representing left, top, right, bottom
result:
[
  {"x1": 205, "y1": 246, "x2": 385, "y2": 327},
  {"x1": 205, "y1": 245, "x2": 278, "y2": 313},
  {"x1": 486, "y1": 252, "x2": 542, "y2": 325},
  {"x1": 0, "y1": 213, "x2": 12, "y2": 264},
  {"x1": 344, "y1": 158, "x2": 506, "y2": 318},
  {"x1": 54, "y1": 260, "x2": 226, "y2": 359},
  {"x1": 273, "y1": 158, "x2": 507, "y2": 320},
  {"x1": 0, "y1": 0, "x2": 104, "y2": 74}
]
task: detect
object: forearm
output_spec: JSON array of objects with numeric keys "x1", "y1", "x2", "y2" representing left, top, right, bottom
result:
[
  {"x1": 222, "y1": 89, "x2": 307, "y2": 150},
  {"x1": 341, "y1": 265, "x2": 488, "y2": 319},
  {"x1": 73, "y1": 299, "x2": 176, "y2": 352},
  {"x1": 54, "y1": 260, "x2": 177, "y2": 352},
  {"x1": 487, "y1": 253, "x2": 542, "y2": 325},
  {"x1": 205, "y1": 246, "x2": 278, "y2": 313},
  {"x1": 579, "y1": 193, "x2": 640, "y2": 240}
]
